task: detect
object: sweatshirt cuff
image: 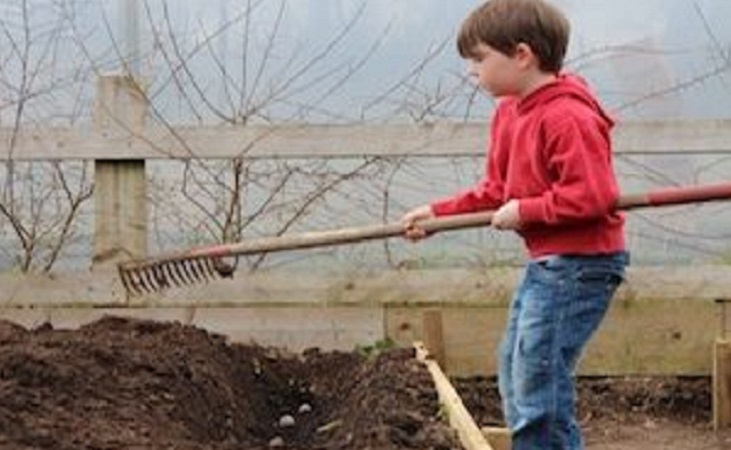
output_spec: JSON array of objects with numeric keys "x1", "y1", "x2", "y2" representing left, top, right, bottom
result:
[
  {"x1": 518, "y1": 197, "x2": 546, "y2": 225},
  {"x1": 430, "y1": 199, "x2": 458, "y2": 217}
]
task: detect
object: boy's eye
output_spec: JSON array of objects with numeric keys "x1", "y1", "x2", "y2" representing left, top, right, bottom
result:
[{"x1": 472, "y1": 50, "x2": 490, "y2": 62}]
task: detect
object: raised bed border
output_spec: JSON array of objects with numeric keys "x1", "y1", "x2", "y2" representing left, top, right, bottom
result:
[
  {"x1": 415, "y1": 341, "x2": 500, "y2": 450},
  {"x1": 1, "y1": 265, "x2": 728, "y2": 377}
]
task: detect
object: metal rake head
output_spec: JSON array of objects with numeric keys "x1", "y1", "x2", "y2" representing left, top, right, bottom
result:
[{"x1": 118, "y1": 256, "x2": 236, "y2": 296}]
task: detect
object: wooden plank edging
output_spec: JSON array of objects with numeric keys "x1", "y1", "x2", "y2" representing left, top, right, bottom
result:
[
  {"x1": 415, "y1": 341, "x2": 494, "y2": 450},
  {"x1": 3, "y1": 265, "x2": 731, "y2": 306}
]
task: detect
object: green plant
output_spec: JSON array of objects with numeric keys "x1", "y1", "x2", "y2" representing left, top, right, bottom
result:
[{"x1": 354, "y1": 337, "x2": 396, "y2": 358}]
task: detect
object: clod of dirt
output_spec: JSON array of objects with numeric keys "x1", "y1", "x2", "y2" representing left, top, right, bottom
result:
[{"x1": 0, "y1": 316, "x2": 463, "y2": 450}]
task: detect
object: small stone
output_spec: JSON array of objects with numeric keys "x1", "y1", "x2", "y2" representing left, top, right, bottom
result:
[
  {"x1": 268, "y1": 436, "x2": 285, "y2": 447},
  {"x1": 279, "y1": 414, "x2": 296, "y2": 428},
  {"x1": 298, "y1": 403, "x2": 312, "y2": 414}
]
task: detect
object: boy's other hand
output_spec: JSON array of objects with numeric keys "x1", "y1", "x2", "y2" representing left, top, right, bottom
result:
[
  {"x1": 492, "y1": 199, "x2": 521, "y2": 230},
  {"x1": 400, "y1": 205, "x2": 436, "y2": 241}
]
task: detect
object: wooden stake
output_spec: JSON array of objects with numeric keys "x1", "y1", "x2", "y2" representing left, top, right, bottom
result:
[
  {"x1": 422, "y1": 309, "x2": 447, "y2": 371},
  {"x1": 415, "y1": 342, "x2": 494, "y2": 450},
  {"x1": 714, "y1": 339, "x2": 731, "y2": 430}
]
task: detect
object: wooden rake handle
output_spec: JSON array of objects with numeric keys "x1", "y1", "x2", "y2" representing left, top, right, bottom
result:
[
  {"x1": 179, "y1": 181, "x2": 731, "y2": 260},
  {"x1": 116, "y1": 210, "x2": 497, "y2": 296},
  {"x1": 618, "y1": 181, "x2": 731, "y2": 209},
  {"x1": 188, "y1": 211, "x2": 495, "y2": 259}
]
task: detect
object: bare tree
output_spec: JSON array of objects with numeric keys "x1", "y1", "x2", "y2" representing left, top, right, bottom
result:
[
  {"x1": 0, "y1": 0, "x2": 95, "y2": 272},
  {"x1": 130, "y1": 0, "x2": 416, "y2": 270}
]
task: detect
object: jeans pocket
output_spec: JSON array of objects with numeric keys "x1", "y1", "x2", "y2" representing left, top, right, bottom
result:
[
  {"x1": 532, "y1": 256, "x2": 565, "y2": 285},
  {"x1": 578, "y1": 267, "x2": 623, "y2": 286},
  {"x1": 572, "y1": 263, "x2": 625, "y2": 310},
  {"x1": 577, "y1": 258, "x2": 626, "y2": 290}
]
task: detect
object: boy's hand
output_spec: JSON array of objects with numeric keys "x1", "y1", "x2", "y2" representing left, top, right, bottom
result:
[
  {"x1": 400, "y1": 205, "x2": 436, "y2": 241},
  {"x1": 492, "y1": 199, "x2": 521, "y2": 230}
]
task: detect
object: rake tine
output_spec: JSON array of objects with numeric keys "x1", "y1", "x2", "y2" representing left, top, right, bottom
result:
[
  {"x1": 199, "y1": 258, "x2": 214, "y2": 280},
  {"x1": 181, "y1": 259, "x2": 197, "y2": 285},
  {"x1": 132, "y1": 266, "x2": 149, "y2": 294},
  {"x1": 201, "y1": 258, "x2": 216, "y2": 281},
  {"x1": 153, "y1": 264, "x2": 168, "y2": 292},
  {"x1": 118, "y1": 265, "x2": 139, "y2": 297},
  {"x1": 139, "y1": 265, "x2": 158, "y2": 293},
  {"x1": 206, "y1": 258, "x2": 225, "y2": 279},
  {"x1": 146, "y1": 264, "x2": 159, "y2": 291},
  {"x1": 202, "y1": 257, "x2": 221, "y2": 280},
  {"x1": 127, "y1": 267, "x2": 145, "y2": 296},
  {"x1": 161, "y1": 264, "x2": 175, "y2": 292},
  {"x1": 180, "y1": 259, "x2": 194, "y2": 284},
  {"x1": 187, "y1": 258, "x2": 203, "y2": 284},
  {"x1": 194, "y1": 258, "x2": 212, "y2": 283},
  {"x1": 172, "y1": 261, "x2": 187, "y2": 286},
  {"x1": 187, "y1": 258, "x2": 206, "y2": 284},
  {"x1": 193, "y1": 258, "x2": 210, "y2": 283},
  {"x1": 125, "y1": 266, "x2": 144, "y2": 295},
  {"x1": 169, "y1": 260, "x2": 187, "y2": 286},
  {"x1": 152, "y1": 263, "x2": 169, "y2": 291},
  {"x1": 130, "y1": 269, "x2": 147, "y2": 296},
  {"x1": 163, "y1": 261, "x2": 183, "y2": 288}
]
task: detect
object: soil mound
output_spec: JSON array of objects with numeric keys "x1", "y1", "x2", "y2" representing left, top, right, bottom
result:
[{"x1": 0, "y1": 316, "x2": 461, "y2": 450}]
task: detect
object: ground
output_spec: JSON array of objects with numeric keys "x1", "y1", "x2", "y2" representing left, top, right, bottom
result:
[
  {"x1": 0, "y1": 316, "x2": 458, "y2": 450},
  {"x1": 1, "y1": 316, "x2": 730, "y2": 450},
  {"x1": 455, "y1": 372, "x2": 731, "y2": 449}
]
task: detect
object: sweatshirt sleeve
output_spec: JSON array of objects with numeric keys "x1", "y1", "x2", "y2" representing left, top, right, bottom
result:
[
  {"x1": 518, "y1": 114, "x2": 619, "y2": 225},
  {"x1": 430, "y1": 175, "x2": 504, "y2": 216},
  {"x1": 430, "y1": 121, "x2": 506, "y2": 217}
]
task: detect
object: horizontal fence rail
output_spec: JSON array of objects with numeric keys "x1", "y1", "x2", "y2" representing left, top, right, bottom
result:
[{"x1": 3, "y1": 120, "x2": 731, "y2": 161}]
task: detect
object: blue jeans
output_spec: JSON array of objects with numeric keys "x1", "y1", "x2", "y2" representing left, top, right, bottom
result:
[{"x1": 498, "y1": 252, "x2": 628, "y2": 450}]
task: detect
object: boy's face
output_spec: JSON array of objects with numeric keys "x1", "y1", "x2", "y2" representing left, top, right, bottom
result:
[{"x1": 466, "y1": 43, "x2": 529, "y2": 97}]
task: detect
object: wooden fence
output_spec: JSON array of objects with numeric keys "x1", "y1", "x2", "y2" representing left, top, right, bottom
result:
[{"x1": 2, "y1": 74, "x2": 731, "y2": 376}]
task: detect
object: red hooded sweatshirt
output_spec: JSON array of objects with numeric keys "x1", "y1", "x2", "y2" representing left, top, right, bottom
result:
[{"x1": 431, "y1": 74, "x2": 625, "y2": 259}]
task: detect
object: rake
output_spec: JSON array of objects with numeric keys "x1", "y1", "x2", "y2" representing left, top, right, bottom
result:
[{"x1": 118, "y1": 181, "x2": 731, "y2": 296}]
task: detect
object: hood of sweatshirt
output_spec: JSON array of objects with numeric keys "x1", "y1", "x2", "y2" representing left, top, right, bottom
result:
[{"x1": 515, "y1": 73, "x2": 614, "y2": 128}]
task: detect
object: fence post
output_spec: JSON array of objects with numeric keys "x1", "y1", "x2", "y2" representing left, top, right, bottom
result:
[{"x1": 91, "y1": 74, "x2": 148, "y2": 269}]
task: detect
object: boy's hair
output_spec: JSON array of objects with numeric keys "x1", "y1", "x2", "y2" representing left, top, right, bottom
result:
[{"x1": 457, "y1": 0, "x2": 570, "y2": 73}]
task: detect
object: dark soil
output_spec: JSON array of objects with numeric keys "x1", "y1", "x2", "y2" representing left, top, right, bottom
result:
[
  {"x1": 0, "y1": 316, "x2": 461, "y2": 450},
  {"x1": 454, "y1": 375, "x2": 712, "y2": 428},
  {"x1": 1, "y1": 315, "x2": 727, "y2": 450}
]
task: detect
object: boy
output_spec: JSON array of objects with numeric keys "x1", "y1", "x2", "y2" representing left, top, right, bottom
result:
[{"x1": 401, "y1": 0, "x2": 628, "y2": 448}]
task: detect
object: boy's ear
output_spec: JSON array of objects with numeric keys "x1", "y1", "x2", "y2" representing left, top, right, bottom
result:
[{"x1": 514, "y1": 42, "x2": 537, "y2": 67}]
